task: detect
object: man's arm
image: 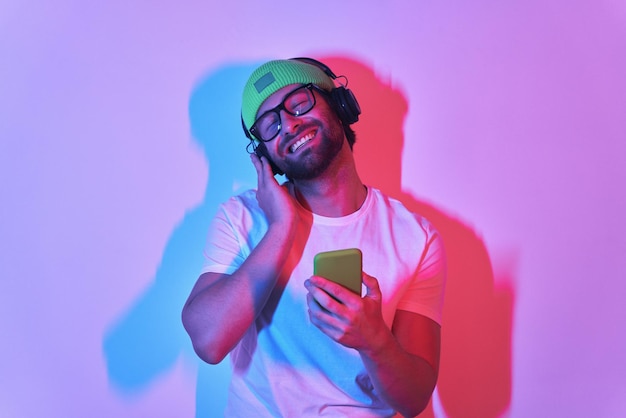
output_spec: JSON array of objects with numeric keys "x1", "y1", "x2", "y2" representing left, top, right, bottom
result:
[
  {"x1": 182, "y1": 155, "x2": 299, "y2": 364},
  {"x1": 305, "y1": 274, "x2": 440, "y2": 417},
  {"x1": 363, "y1": 309, "x2": 440, "y2": 417}
]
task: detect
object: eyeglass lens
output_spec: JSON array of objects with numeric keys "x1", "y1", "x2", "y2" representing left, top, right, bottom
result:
[{"x1": 251, "y1": 85, "x2": 316, "y2": 141}]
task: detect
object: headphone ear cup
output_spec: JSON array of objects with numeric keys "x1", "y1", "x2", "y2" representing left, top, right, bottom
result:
[
  {"x1": 330, "y1": 87, "x2": 361, "y2": 125},
  {"x1": 290, "y1": 57, "x2": 362, "y2": 125}
]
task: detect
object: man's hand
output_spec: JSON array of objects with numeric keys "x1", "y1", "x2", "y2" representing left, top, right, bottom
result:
[
  {"x1": 304, "y1": 272, "x2": 388, "y2": 353},
  {"x1": 305, "y1": 273, "x2": 440, "y2": 417},
  {"x1": 250, "y1": 153, "x2": 298, "y2": 227}
]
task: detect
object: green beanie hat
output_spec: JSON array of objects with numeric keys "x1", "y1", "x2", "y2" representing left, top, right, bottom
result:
[{"x1": 241, "y1": 59, "x2": 336, "y2": 133}]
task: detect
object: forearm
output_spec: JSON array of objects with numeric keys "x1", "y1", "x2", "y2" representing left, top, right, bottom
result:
[
  {"x1": 182, "y1": 222, "x2": 296, "y2": 364},
  {"x1": 359, "y1": 330, "x2": 437, "y2": 417}
]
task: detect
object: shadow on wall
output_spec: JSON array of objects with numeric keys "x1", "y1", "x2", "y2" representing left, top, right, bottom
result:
[
  {"x1": 102, "y1": 55, "x2": 514, "y2": 418},
  {"x1": 102, "y1": 62, "x2": 260, "y2": 417},
  {"x1": 320, "y1": 55, "x2": 515, "y2": 418}
]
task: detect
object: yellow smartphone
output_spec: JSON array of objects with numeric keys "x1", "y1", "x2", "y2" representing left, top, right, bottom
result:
[{"x1": 313, "y1": 248, "x2": 362, "y2": 295}]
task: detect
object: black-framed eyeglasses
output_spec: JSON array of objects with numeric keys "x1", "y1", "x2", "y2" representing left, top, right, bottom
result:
[{"x1": 250, "y1": 83, "x2": 317, "y2": 142}]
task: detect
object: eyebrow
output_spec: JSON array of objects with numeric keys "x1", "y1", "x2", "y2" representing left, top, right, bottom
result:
[{"x1": 260, "y1": 84, "x2": 306, "y2": 114}]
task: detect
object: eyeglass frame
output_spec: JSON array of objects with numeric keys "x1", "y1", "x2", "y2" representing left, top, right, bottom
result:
[{"x1": 249, "y1": 83, "x2": 323, "y2": 142}]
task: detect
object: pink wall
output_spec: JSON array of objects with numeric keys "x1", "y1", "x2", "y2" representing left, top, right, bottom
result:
[{"x1": 1, "y1": 1, "x2": 624, "y2": 417}]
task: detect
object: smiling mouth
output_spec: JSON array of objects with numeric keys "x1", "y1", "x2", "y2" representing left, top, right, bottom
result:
[{"x1": 289, "y1": 132, "x2": 315, "y2": 153}]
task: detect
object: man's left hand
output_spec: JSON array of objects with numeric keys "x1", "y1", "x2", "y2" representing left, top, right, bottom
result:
[{"x1": 305, "y1": 273, "x2": 388, "y2": 352}]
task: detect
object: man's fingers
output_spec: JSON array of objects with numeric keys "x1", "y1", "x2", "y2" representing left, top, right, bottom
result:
[
  {"x1": 250, "y1": 153, "x2": 262, "y2": 178},
  {"x1": 259, "y1": 156, "x2": 276, "y2": 180},
  {"x1": 252, "y1": 154, "x2": 276, "y2": 184},
  {"x1": 306, "y1": 276, "x2": 359, "y2": 309},
  {"x1": 251, "y1": 154, "x2": 274, "y2": 190},
  {"x1": 363, "y1": 273, "x2": 382, "y2": 301}
]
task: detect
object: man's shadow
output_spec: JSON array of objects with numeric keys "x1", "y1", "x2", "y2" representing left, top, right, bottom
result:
[
  {"x1": 102, "y1": 62, "x2": 260, "y2": 417},
  {"x1": 320, "y1": 55, "x2": 515, "y2": 418}
]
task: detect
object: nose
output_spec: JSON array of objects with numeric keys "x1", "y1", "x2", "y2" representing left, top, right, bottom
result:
[{"x1": 280, "y1": 110, "x2": 301, "y2": 136}]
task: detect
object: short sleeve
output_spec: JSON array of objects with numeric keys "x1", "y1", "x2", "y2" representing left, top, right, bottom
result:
[
  {"x1": 201, "y1": 202, "x2": 247, "y2": 275},
  {"x1": 200, "y1": 191, "x2": 268, "y2": 276},
  {"x1": 396, "y1": 224, "x2": 447, "y2": 325}
]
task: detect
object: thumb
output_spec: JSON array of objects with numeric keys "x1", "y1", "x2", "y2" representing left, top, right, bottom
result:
[{"x1": 362, "y1": 273, "x2": 382, "y2": 301}]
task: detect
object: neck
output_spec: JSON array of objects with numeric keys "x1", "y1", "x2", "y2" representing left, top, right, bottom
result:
[{"x1": 290, "y1": 157, "x2": 367, "y2": 217}]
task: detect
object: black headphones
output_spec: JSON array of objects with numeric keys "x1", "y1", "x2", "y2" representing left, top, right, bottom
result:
[
  {"x1": 242, "y1": 57, "x2": 361, "y2": 176},
  {"x1": 291, "y1": 57, "x2": 361, "y2": 125}
]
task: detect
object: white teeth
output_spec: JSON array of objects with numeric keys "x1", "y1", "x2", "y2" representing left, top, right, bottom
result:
[{"x1": 290, "y1": 133, "x2": 315, "y2": 153}]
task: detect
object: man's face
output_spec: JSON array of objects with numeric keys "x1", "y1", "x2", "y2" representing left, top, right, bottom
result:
[{"x1": 255, "y1": 84, "x2": 345, "y2": 180}]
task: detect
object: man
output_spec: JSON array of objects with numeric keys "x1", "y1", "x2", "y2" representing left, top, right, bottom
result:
[{"x1": 182, "y1": 58, "x2": 446, "y2": 417}]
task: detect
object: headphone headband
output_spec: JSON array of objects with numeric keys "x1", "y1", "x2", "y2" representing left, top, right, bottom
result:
[{"x1": 290, "y1": 57, "x2": 339, "y2": 80}]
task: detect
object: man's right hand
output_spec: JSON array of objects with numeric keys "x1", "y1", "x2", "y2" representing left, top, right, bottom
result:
[{"x1": 250, "y1": 153, "x2": 298, "y2": 228}]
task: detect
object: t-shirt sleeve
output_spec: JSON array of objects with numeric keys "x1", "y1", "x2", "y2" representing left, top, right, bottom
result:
[
  {"x1": 201, "y1": 202, "x2": 248, "y2": 276},
  {"x1": 396, "y1": 224, "x2": 447, "y2": 325}
]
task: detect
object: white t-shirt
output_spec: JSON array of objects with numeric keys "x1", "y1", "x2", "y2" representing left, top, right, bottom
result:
[{"x1": 202, "y1": 186, "x2": 446, "y2": 417}]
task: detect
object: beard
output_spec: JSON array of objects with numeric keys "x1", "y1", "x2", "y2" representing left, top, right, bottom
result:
[{"x1": 279, "y1": 120, "x2": 345, "y2": 180}]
